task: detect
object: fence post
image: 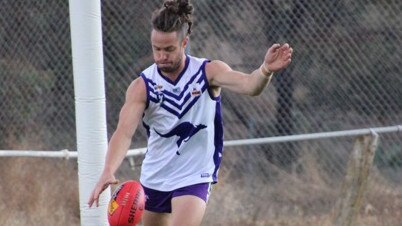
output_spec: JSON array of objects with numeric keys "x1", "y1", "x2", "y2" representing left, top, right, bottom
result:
[{"x1": 331, "y1": 133, "x2": 379, "y2": 226}]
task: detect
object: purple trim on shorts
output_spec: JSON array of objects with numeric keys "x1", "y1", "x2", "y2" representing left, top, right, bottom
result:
[
  {"x1": 172, "y1": 183, "x2": 211, "y2": 202},
  {"x1": 142, "y1": 183, "x2": 211, "y2": 213}
]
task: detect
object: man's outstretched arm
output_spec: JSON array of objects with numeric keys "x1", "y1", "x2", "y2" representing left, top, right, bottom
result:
[{"x1": 207, "y1": 43, "x2": 293, "y2": 96}]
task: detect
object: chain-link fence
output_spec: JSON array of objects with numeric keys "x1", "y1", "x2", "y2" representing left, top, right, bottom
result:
[{"x1": 0, "y1": 0, "x2": 401, "y2": 225}]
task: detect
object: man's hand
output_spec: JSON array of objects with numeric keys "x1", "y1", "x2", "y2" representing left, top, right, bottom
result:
[
  {"x1": 88, "y1": 173, "x2": 119, "y2": 208},
  {"x1": 264, "y1": 43, "x2": 293, "y2": 73}
]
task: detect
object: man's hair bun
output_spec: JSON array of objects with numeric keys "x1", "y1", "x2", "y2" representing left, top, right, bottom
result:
[
  {"x1": 164, "y1": 0, "x2": 193, "y2": 17},
  {"x1": 152, "y1": 0, "x2": 194, "y2": 35}
]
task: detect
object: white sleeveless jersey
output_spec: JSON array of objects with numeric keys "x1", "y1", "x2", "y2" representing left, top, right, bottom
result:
[{"x1": 139, "y1": 55, "x2": 223, "y2": 191}]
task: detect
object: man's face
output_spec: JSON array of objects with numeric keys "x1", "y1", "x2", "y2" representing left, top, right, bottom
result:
[{"x1": 151, "y1": 29, "x2": 187, "y2": 75}]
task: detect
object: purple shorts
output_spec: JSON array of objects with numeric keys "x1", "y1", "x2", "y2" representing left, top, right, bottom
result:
[{"x1": 142, "y1": 183, "x2": 212, "y2": 213}]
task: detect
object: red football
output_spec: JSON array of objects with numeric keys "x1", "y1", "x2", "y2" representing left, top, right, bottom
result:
[{"x1": 108, "y1": 180, "x2": 146, "y2": 226}]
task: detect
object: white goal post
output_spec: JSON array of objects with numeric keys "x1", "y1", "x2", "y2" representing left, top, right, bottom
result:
[{"x1": 69, "y1": 0, "x2": 109, "y2": 225}]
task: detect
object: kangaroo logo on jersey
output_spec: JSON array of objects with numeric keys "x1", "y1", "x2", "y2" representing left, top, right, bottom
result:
[{"x1": 154, "y1": 122, "x2": 207, "y2": 155}]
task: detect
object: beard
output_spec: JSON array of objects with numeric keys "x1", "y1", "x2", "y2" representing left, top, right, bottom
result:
[{"x1": 157, "y1": 55, "x2": 183, "y2": 74}]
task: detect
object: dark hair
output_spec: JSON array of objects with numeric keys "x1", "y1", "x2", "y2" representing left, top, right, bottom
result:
[{"x1": 152, "y1": 0, "x2": 194, "y2": 38}]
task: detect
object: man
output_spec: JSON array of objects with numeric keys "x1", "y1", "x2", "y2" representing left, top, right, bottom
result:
[{"x1": 88, "y1": 0, "x2": 293, "y2": 225}]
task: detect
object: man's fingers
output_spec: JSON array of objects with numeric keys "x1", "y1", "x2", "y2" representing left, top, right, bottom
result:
[
  {"x1": 269, "y1": 43, "x2": 292, "y2": 56},
  {"x1": 100, "y1": 179, "x2": 119, "y2": 192},
  {"x1": 269, "y1": 43, "x2": 281, "y2": 53},
  {"x1": 88, "y1": 187, "x2": 100, "y2": 208},
  {"x1": 88, "y1": 196, "x2": 98, "y2": 208},
  {"x1": 286, "y1": 48, "x2": 293, "y2": 59},
  {"x1": 87, "y1": 185, "x2": 104, "y2": 208},
  {"x1": 93, "y1": 188, "x2": 102, "y2": 207},
  {"x1": 111, "y1": 179, "x2": 119, "y2": 185},
  {"x1": 88, "y1": 192, "x2": 97, "y2": 208},
  {"x1": 87, "y1": 179, "x2": 119, "y2": 208},
  {"x1": 272, "y1": 43, "x2": 281, "y2": 48},
  {"x1": 281, "y1": 43, "x2": 290, "y2": 49},
  {"x1": 280, "y1": 45, "x2": 293, "y2": 61},
  {"x1": 101, "y1": 183, "x2": 109, "y2": 192},
  {"x1": 279, "y1": 44, "x2": 291, "y2": 55}
]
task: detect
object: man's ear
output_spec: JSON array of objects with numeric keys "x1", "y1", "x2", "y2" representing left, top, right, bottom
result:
[{"x1": 182, "y1": 36, "x2": 189, "y2": 48}]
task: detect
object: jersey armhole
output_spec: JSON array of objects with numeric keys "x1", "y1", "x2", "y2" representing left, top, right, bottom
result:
[
  {"x1": 139, "y1": 73, "x2": 150, "y2": 110},
  {"x1": 202, "y1": 60, "x2": 220, "y2": 101}
]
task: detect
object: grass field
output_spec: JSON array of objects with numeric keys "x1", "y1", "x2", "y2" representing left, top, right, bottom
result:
[{"x1": 1, "y1": 149, "x2": 401, "y2": 226}]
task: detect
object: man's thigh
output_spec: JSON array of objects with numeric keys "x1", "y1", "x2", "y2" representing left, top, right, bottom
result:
[
  {"x1": 142, "y1": 210, "x2": 170, "y2": 226},
  {"x1": 171, "y1": 195, "x2": 207, "y2": 226},
  {"x1": 142, "y1": 183, "x2": 211, "y2": 226}
]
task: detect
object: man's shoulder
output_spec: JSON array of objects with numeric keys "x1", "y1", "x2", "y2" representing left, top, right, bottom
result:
[
  {"x1": 204, "y1": 60, "x2": 229, "y2": 71},
  {"x1": 188, "y1": 55, "x2": 209, "y2": 65}
]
